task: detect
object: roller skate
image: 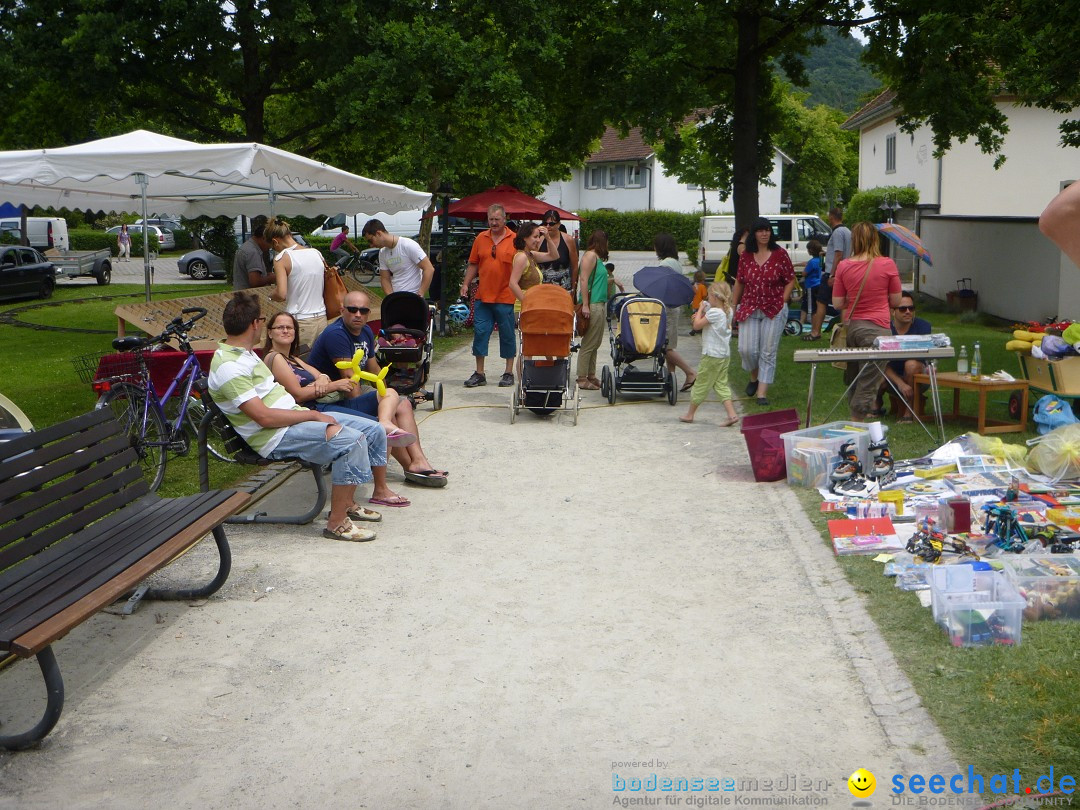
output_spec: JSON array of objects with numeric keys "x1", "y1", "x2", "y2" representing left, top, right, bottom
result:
[
  {"x1": 830, "y1": 440, "x2": 869, "y2": 495},
  {"x1": 867, "y1": 429, "x2": 895, "y2": 483}
]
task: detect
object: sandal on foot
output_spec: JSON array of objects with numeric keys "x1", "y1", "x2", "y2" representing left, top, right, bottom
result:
[
  {"x1": 323, "y1": 517, "x2": 376, "y2": 543},
  {"x1": 680, "y1": 376, "x2": 696, "y2": 392},
  {"x1": 322, "y1": 506, "x2": 383, "y2": 522},
  {"x1": 385, "y1": 428, "x2": 417, "y2": 448},
  {"x1": 577, "y1": 378, "x2": 599, "y2": 390},
  {"x1": 369, "y1": 495, "x2": 411, "y2": 507},
  {"x1": 801, "y1": 334, "x2": 821, "y2": 341},
  {"x1": 404, "y1": 469, "x2": 448, "y2": 488},
  {"x1": 587, "y1": 375, "x2": 601, "y2": 388}
]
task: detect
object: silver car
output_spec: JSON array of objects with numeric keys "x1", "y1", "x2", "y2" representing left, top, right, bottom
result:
[{"x1": 105, "y1": 224, "x2": 175, "y2": 251}]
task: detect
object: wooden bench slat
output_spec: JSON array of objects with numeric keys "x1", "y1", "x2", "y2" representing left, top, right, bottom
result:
[
  {"x1": 0, "y1": 444, "x2": 134, "y2": 530},
  {"x1": 0, "y1": 412, "x2": 120, "y2": 485},
  {"x1": 0, "y1": 431, "x2": 131, "y2": 509},
  {"x1": 0, "y1": 491, "x2": 239, "y2": 638},
  {"x1": 0, "y1": 492, "x2": 190, "y2": 617},
  {"x1": 10, "y1": 491, "x2": 250, "y2": 656},
  {"x1": 0, "y1": 466, "x2": 147, "y2": 572}
]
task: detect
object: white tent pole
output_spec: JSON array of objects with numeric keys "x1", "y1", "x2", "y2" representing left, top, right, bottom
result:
[
  {"x1": 268, "y1": 176, "x2": 276, "y2": 218},
  {"x1": 136, "y1": 173, "x2": 151, "y2": 302}
]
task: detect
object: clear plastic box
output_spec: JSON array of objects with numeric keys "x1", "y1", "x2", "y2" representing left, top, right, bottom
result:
[
  {"x1": 780, "y1": 422, "x2": 872, "y2": 488},
  {"x1": 929, "y1": 567, "x2": 1025, "y2": 647},
  {"x1": 1001, "y1": 556, "x2": 1080, "y2": 621}
]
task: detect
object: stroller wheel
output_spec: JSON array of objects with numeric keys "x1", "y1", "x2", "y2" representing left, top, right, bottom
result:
[
  {"x1": 600, "y1": 366, "x2": 609, "y2": 397},
  {"x1": 432, "y1": 381, "x2": 444, "y2": 411},
  {"x1": 784, "y1": 318, "x2": 801, "y2": 337},
  {"x1": 607, "y1": 367, "x2": 617, "y2": 405},
  {"x1": 666, "y1": 370, "x2": 678, "y2": 406},
  {"x1": 509, "y1": 389, "x2": 517, "y2": 423}
]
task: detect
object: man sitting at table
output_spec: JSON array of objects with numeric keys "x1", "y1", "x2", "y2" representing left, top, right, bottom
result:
[{"x1": 879, "y1": 292, "x2": 932, "y2": 421}]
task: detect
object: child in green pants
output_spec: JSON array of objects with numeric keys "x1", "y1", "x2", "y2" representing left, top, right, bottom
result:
[{"x1": 680, "y1": 281, "x2": 739, "y2": 426}]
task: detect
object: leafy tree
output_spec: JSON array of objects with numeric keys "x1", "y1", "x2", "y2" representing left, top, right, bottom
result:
[
  {"x1": 773, "y1": 85, "x2": 860, "y2": 214},
  {"x1": 613, "y1": 0, "x2": 873, "y2": 227}
]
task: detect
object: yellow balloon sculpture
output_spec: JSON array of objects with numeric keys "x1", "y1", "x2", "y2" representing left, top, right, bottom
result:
[{"x1": 335, "y1": 348, "x2": 391, "y2": 396}]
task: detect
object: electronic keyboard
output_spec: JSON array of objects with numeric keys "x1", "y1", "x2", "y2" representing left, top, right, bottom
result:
[{"x1": 794, "y1": 347, "x2": 954, "y2": 363}]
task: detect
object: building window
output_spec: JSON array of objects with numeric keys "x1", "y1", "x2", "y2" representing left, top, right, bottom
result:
[
  {"x1": 585, "y1": 167, "x2": 603, "y2": 189},
  {"x1": 686, "y1": 183, "x2": 701, "y2": 191},
  {"x1": 626, "y1": 164, "x2": 642, "y2": 188},
  {"x1": 607, "y1": 165, "x2": 625, "y2": 188},
  {"x1": 885, "y1": 134, "x2": 896, "y2": 174}
]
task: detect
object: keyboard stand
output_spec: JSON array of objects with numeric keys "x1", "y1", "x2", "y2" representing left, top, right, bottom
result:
[{"x1": 806, "y1": 359, "x2": 946, "y2": 444}]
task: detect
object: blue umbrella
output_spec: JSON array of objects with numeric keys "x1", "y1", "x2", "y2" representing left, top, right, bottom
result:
[{"x1": 632, "y1": 265, "x2": 695, "y2": 307}]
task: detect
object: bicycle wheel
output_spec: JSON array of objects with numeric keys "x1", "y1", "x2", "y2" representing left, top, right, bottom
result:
[
  {"x1": 348, "y1": 259, "x2": 378, "y2": 285},
  {"x1": 100, "y1": 382, "x2": 168, "y2": 492},
  {"x1": 184, "y1": 396, "x2": 236, "y2": 464}
]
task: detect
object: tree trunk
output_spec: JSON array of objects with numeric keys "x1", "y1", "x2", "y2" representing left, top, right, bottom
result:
[{"x1": 732, "y1": 10, "x2": 760, "y2": 227}]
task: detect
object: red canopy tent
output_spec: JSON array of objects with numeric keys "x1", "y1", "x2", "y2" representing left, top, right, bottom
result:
[{"x1": 438, "y1": 185, "x2": 579, "y2": 221}]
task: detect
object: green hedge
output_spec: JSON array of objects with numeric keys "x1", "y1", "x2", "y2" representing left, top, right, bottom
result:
[
  {"x1": 844, "y1": 185, "x2": 921, "y2": 225},
  {"x1": 576, "y1": 209, "x2": 700, "y2": 265},
  {"x1": 70, "y1": 228, "x2": 159, "y2": 257}
]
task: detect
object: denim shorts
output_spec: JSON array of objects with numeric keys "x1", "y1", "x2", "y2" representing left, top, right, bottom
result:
[{"x1": 268, "y1": 412, "x2": 386, "y2": 486}]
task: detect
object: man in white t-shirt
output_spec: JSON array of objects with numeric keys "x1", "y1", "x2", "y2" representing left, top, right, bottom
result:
[{"x1": 361, "y1": 218, "x2": 435, "y2": 298}]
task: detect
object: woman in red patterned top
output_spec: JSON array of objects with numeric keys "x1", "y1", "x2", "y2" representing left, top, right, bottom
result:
[{"x1": 732, "y1": 218, "x2": 795, "y2": 406}]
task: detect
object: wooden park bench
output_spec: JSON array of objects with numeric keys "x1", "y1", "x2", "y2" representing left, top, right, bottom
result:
[
  {"x1": 0, "y1": 408, "x2": 250, "y2": 750},
  {"x1": 194, "y1": 380, "x2": 329, "y2": 525}
]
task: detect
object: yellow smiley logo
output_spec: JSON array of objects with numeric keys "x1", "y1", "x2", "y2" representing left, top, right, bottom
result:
[{"x1": 848, "y1": 768, "x2": 876, "y2": 798}]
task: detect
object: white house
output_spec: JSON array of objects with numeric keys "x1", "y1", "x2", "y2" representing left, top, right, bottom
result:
[
  {"x1": 844, "y1": 91, "x2": 1079, "y2": 322},
  {"x1": 540, "y1": 126, "x2": 792, "y2": 216}
]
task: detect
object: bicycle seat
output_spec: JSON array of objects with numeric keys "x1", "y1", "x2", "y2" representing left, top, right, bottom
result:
[{"x1": 112, "y1": 336, "x2": 146, "y2": 351}]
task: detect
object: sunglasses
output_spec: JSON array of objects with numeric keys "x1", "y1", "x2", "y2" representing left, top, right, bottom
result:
[
  {"x1": 896, "y1": 305, "x2": 915, "y2": 312},
  {"x1": 543, "y1": 220, "x2": 557, "y2": 226},
  {"x1": 344, "y1": 306, "x2": 370, "y2": 315},
  {"x1": 254, "y1": 316, "x2": 266, "y2": 324},
  {"x1": 491, "y1": 245, "x2": 497, "y2": 258}
]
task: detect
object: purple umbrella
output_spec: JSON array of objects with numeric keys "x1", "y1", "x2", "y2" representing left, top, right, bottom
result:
[{"x1": 632, "y1": 265, "x2": 695, "y2": 307}]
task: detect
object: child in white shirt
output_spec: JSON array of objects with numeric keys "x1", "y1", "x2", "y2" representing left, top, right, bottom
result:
[{"x1": 680, "y1": 281, "x2": 739, "y2": 426}]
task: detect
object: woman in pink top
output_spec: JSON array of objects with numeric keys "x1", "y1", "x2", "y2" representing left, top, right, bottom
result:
[
  {"x1": 733, "y1": 217, "x2": 795, "y2": 406},
  {"x1": 831, "y1": 221, "x2": 903, "y2": 420}
]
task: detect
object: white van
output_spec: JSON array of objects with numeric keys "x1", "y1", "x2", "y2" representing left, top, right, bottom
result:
[
  {"x1": 699, "y1": 214, "x2": 830, "y2": 276},
  {"x1": 312, "y1": 209, "x2": 433, "y2": 239},
  {"x1": 0, "y1": 217, "x2": 70, "y2": 251}
]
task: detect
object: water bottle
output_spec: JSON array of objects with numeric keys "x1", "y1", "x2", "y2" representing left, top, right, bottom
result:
[
  {"x1": 957, "y1": 345, "x2": 969, "y2": 375},
  {"x1": 971, "y1": 342, "x2": 982, "y2": 378}
]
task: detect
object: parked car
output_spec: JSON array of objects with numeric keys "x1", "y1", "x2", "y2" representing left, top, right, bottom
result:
[
  {"x1": 105, "y1": 224, "x2": 175, "y2": 251},
  {"x1": 178, "y1": 233, "x2": 315, "y2": 280},
  {"x1": 0, "y1": 245, "x2": 57, "y2": 300},
  {"x1": 0, "y1": 217, "x2": 70, "y2": 251}
]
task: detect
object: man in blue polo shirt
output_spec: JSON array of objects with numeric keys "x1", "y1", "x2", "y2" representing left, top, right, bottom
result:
[
  {"x1": 881, "y1": 292, "x2": 932, "y2": 420},
  {"x1": 309, "y1": 289, "x2": 448, "y2": 487}
]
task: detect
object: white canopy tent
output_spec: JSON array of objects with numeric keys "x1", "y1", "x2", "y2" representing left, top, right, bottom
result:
[{"x1": 0, "y1": 130, "x2": 431, "y2": 299}]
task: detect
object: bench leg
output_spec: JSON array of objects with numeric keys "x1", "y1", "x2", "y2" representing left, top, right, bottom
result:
[
  {"x1": 226, "y1": 463, "x2": 329, "y2": 525},
  {"x1": 144, "y1": 525, "x2": 232, "y2": 602},
  {"x1": 0, "y1": 646, "x2": 65, "y2": 751}
]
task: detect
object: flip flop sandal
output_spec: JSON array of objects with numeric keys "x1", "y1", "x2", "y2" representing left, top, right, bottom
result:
[
  {"x1": 801, "y1": 334, "x2": 821, "y2": 341},
  {"x1": 680, "y1": 378, "x2": 696, "y2": 392},
  {"x1": 385, "y1": 428, "x2": 417, "y2": 448},
  {"x1": 404, "y1": 470, "x2": 449, "y2": 488},
  {"x1": 369, "y1": 496, "x2": 411, "y2": 507}
]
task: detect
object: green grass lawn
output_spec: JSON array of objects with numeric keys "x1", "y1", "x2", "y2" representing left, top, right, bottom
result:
[{"x1": 752, "y1": 306, "x2": 1080, "y2": 795}]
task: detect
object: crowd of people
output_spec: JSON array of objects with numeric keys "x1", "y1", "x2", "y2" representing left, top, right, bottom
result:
[{"x1": 212, "y1": 203, "x2": 937, "y2": 541}]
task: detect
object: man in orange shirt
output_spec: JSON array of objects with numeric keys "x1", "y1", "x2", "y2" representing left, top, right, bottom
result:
[{"x1": 459, "y1": 204, "x2": 518, "y2": 387}]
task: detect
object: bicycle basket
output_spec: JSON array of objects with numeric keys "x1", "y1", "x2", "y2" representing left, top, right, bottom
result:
[{"x1": 72, "y1": 351, "x2": 140, "y2": 384}]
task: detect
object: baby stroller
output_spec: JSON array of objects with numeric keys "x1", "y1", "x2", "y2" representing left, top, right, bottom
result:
[
  {"x1": 375, "y1": 291, "x2": 444, "y2": 410},
  {"x1": 600, "y1": 292, "x2": 677, "y2": 406},
  {"x1": 510, "y1": 285, "x2": 579, "y2": 424}
]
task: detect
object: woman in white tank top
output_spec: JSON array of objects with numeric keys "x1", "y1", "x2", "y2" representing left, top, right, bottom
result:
[{"x1": 268, "y1": 218, "x2": 328, "y2": 348}]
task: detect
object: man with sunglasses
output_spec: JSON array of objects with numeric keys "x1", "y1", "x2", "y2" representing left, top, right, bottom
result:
[
  {"x1": 459, "y1": 203, "x2": 517, "y2": 387},
  {"x1": 309, "y1": 289, "x2": 448, "y2": 487},
  {"x1": 880, "y1": 292, "x2": 932, "y2": 419}
]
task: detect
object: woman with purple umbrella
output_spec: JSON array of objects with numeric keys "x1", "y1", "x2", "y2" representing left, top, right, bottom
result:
[{"x1": 733, "y1": 217, "x2": 795, "y2": 406}]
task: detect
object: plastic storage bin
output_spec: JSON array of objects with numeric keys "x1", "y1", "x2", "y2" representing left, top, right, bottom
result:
[
  {"x1": 741, "y1": 409, "x2": 800, "y2": 483},
  {"x1": 1001, "y1": 556, "x2": 1080, "y2": 621},
  {"x1": 930, "y1": 567, "x2": 1025, "y2": 647},
  {"x1": 779, "y1": 421, "x2": 871, "y2": 488}
]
